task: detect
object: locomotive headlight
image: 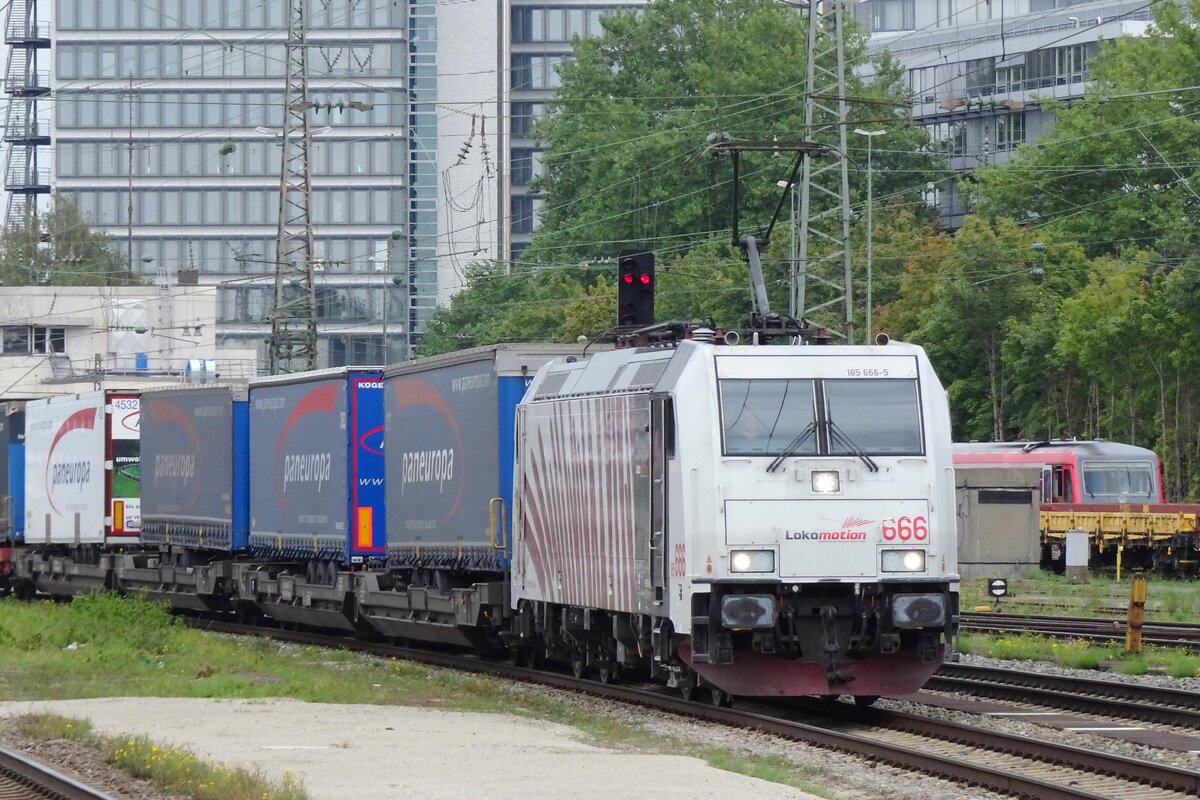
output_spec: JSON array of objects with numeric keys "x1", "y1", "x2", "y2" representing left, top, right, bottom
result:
[
  {"x1": 881, "y1": 549, "x2": 926, "y2": 572},
  {"x1": 729, "y1": 549, "x2": 775, "y2": 573},
  {"x1": 811, "y1": 470, "x2": 840, "y2": 494}
]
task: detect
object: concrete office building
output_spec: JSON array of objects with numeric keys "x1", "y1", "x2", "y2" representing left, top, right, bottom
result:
[
  {"x1": 500, "y1": 0, "x2": 643, "y2": 265},
  {"x1": 17, "y1": 1, "x2": 408, "y2": 367},
  {"x1": 858, "y1": 0, "x2": 1151, "y2": 228}
]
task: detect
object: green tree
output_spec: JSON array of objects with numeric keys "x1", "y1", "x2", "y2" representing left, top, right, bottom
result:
[
  {"x1": 425, "y1": 0, "x2": 945, "y2": 355},
  {"x1": 909, "y1": 217, "x2": 1055, "y2": 440},
  {"x1": 0, "y1": 196, "x2": 143, "y2": 286},
  {"x1": 973, "y1": 0, "x2": 1200, "y2": 258},
  {"x1": 524, "y1": 0, "x2": 942, "y2": 314},
  {"x1": 416, "y1": 262, "x2": 615, "y2": 356}
]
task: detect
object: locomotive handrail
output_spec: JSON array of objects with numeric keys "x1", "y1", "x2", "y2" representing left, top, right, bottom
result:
[{"x1": 488, "y1": 497, "x2": 508, "y2": 552}]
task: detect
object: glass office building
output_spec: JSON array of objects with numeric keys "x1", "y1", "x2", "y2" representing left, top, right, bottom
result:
[
  {"x1": 859, "y1": 0, "x2": 1151, "y2": 229},
  {"x1": 503, "y1": 0, "x2": 642, "y2": 265},
  {"x1": 50, "y1": 0, "x2": 416, "y2": 366}
]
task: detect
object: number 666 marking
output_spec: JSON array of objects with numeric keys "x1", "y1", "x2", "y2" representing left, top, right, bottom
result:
[{"x1": 881, "y1": 516, "x2": 928, "y2": 542}]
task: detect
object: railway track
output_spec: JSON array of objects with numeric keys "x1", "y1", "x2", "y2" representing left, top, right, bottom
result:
[
  {"x1": 0, "y1": 745, "x2": 115, "y2": 800},
  {"x1": 928, "y1": 662, "x2": 1200, "y2": 729},
  {"x1": 960, "y1": 611, "x2": 1200, "y2": 649},
  {"x1": 189, "y1": 617, "x2": 1200, "y2": 799}
]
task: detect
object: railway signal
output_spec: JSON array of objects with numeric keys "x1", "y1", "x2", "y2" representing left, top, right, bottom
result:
[{"x1": 617, "y1": 250, "x2": 655, "y2": 327}]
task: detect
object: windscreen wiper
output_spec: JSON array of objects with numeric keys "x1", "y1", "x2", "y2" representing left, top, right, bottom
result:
[
  {"x1": 828, "y1": 421, "x2": 880, "y2": 473},
  {"x1": 766, "y1": 421, "x2": 816, "y2": 473}
]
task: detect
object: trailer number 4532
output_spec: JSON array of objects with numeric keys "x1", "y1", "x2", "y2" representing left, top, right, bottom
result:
[{"x1": 881, "y1": 516, "x2": 928, "y2": 542}]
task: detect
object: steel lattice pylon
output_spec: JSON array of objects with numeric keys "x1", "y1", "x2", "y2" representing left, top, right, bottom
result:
[
  {"x1": 3, "y1": 0, "x2": 51, "y2": 231},
  {"x1": 268, "y1": 0, "x2": 318, "y2": 374},
  {"x1": 794, "y1": 0, "x2": 853, "y2": 342}
]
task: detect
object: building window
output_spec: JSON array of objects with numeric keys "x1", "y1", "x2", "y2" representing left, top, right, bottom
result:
[
  {"x1": 995, "y1": 113, "x2": 1025, "y2": 152},
  {"x1": 32, "y1": 327, "x2": 66, "y2": 354},
  {"x1": 1, "y1": 327, "x2": 30, "y2": 354},
  {"x1": 1055, "y1": 43, "x2": 1094, "y2": 84},
  {"x1": 924, "y1": 121, "x2": 966, "y2": 158},
  {"x1": 996, "y1": 64, "x2": 1025, "y2": 92},
  {"x1": 1025, "y1": 42, "x2": 1098, "y2": 88},
  {"x1": 512, "y1": 103, "x2": 545, "y2": 137},
  {"x1": 965, "y1": 58, "x2": 995, "y2": 97},
  {"x1": 512, "y1": 148, "x2": 544, "y2": 186},
  {"x1": 1, "y1": 326, "x2": 64, "y2": 355},
  {"x1": 857, "y1": 0, "x2": 914, "y2": 32},
  {"x1": 512, "y1": 196, "x2": 536, "y2": 234}
]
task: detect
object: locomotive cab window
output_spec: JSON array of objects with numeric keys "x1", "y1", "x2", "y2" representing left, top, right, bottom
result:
[
  {"x1": 824, "y1": 379, "x2": 923, "y2": 455},
  {"x1": 719, "y1": 377, "x2": 923, "y2": 456},
  {"x1": 1081, "y1": 460, "x2": 1156, "y2": 501},
  {"x1": 720, "y1": 378, "x2": 817, "y2": 456}
]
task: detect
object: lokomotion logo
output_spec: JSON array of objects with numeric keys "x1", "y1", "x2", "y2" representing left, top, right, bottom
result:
[
  {"x1": 391, "y1": 378, "x2": 464, "y2": 522},
  {"x1": 147, "y1": 400, "x2": 201, "y2": 508},
  {"x1": 44, "y1": 408, "x2": 98, "y2": 514},
  {"x1": 785, "y1": 516, "x2": 874, "y2": 542},
  {"x1": 274, "y1": 384, "x2": 338, "y2": 516}
]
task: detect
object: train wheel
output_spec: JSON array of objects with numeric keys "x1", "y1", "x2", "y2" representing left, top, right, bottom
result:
[
  {"x1": 596, "y1": 662, "x2": 618, "y2": 685},
  {"x1": 709, "y1": 687, "x2": 733, "y2": 708},
  {"x1": 677, "y1": 671, "x2": 697, "y2": 702},
  {"x1": 570, "y1": 650, "x2": 586, "y2": 680},
  {"x1": 853, "y1": 695, "x2": 879, "y2": 707}
]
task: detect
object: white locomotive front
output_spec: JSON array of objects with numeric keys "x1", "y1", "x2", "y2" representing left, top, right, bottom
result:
[{"x1": 511, "y1": 338, "x2": 958, "y2": 702}]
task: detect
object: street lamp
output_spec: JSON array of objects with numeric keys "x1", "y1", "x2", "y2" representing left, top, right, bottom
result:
[
  {"x1": 369, "y1": 230, "x2": 405, "y2": 363},
  {"x1": 854, "y1": 128, "x2": 885, "y2": 345}
]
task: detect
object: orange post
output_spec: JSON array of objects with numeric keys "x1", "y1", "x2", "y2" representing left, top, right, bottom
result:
[{"x1": 1125, "y1": 572, "x2": 1147, "y2": 654}]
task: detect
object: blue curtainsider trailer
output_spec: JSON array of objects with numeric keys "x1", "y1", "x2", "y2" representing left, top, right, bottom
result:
[
  {"x1": 139, "y1": 385, "x2": 250, "y2": 552},
  {"x1": 116, "y1": 385, "x2": 250, "y2": 609},
  {"x1": 1, "y1": 403, "x2": 24, "y2": 544},
  {"x1": 246, "y1": 366, "x2": 386, "y2": 565},
  {"x1": 237, "y1": 367, "x2": 385, "y2": 632},
  {"x1": 355, "y1": 344, "x2": 589, "y2": 646}
]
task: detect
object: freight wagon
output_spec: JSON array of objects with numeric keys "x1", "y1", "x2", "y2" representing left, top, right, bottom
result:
[
  {"x1": 116, "y1": 385, "x2": 250, "y2": 609},
  {"x1": 353, "y1": 343, "x2": 592, "y2": 647},
  {"x1": 235, "y1": 367, "x2": 386, "y2": 631},
  {"x1": 17, "y1": 390, "x2": 140, "y2": 595}
]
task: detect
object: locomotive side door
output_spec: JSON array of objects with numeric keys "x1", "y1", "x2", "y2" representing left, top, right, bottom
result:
[
  {"x1": 513, "y1": 405, "x2": 528, "y2": 589},
  {"x1": 649, "y1": 394, "x2": 672, "y2": 607}
]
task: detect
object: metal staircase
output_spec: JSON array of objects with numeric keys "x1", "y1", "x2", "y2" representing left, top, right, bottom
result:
[{"x1": 3, "y1": 0, "x2": 50, "y2": 230}]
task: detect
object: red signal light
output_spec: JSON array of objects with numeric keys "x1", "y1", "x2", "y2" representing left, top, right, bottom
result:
[
  {"x1": 639, "y1": 274, "x2": 652, "y2": 285},
  {"x1": 622, "y1": 274, "x2": 634, "y2": 284}
]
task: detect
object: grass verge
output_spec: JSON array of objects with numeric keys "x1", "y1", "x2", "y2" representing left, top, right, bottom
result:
[
  {"x1": 0, "y1": 594, "x2": 843, "y2": 798},
  {"x1": 13, "y1": 714, "x2": 306, "y2": 800},
  {"x1": 960, "y1": 573, "x2": 1200, "y2": 621},
  {"x1": 956, "y1": 632, "x2": 1200, "y2": 676}
]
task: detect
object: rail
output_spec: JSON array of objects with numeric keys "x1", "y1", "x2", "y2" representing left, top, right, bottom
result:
[{"x1": 0, "y1": 744, "x2": 117, "y2": 800}]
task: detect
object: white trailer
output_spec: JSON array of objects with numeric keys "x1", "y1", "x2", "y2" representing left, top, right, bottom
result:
[{"x1": 19, "y1": 391, "x2": 140, "y2": 595}]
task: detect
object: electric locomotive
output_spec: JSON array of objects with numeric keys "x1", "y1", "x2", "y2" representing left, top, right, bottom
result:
[
  {"x1": 953, "y1": 439, "x2": 1163, "y2": 505},
  {"x1": 953, "y1": 440, "x2": 1200, "y2": 572},
  {"x1": 511, "y1": 336, "x2": 958, "y2": 702}
]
